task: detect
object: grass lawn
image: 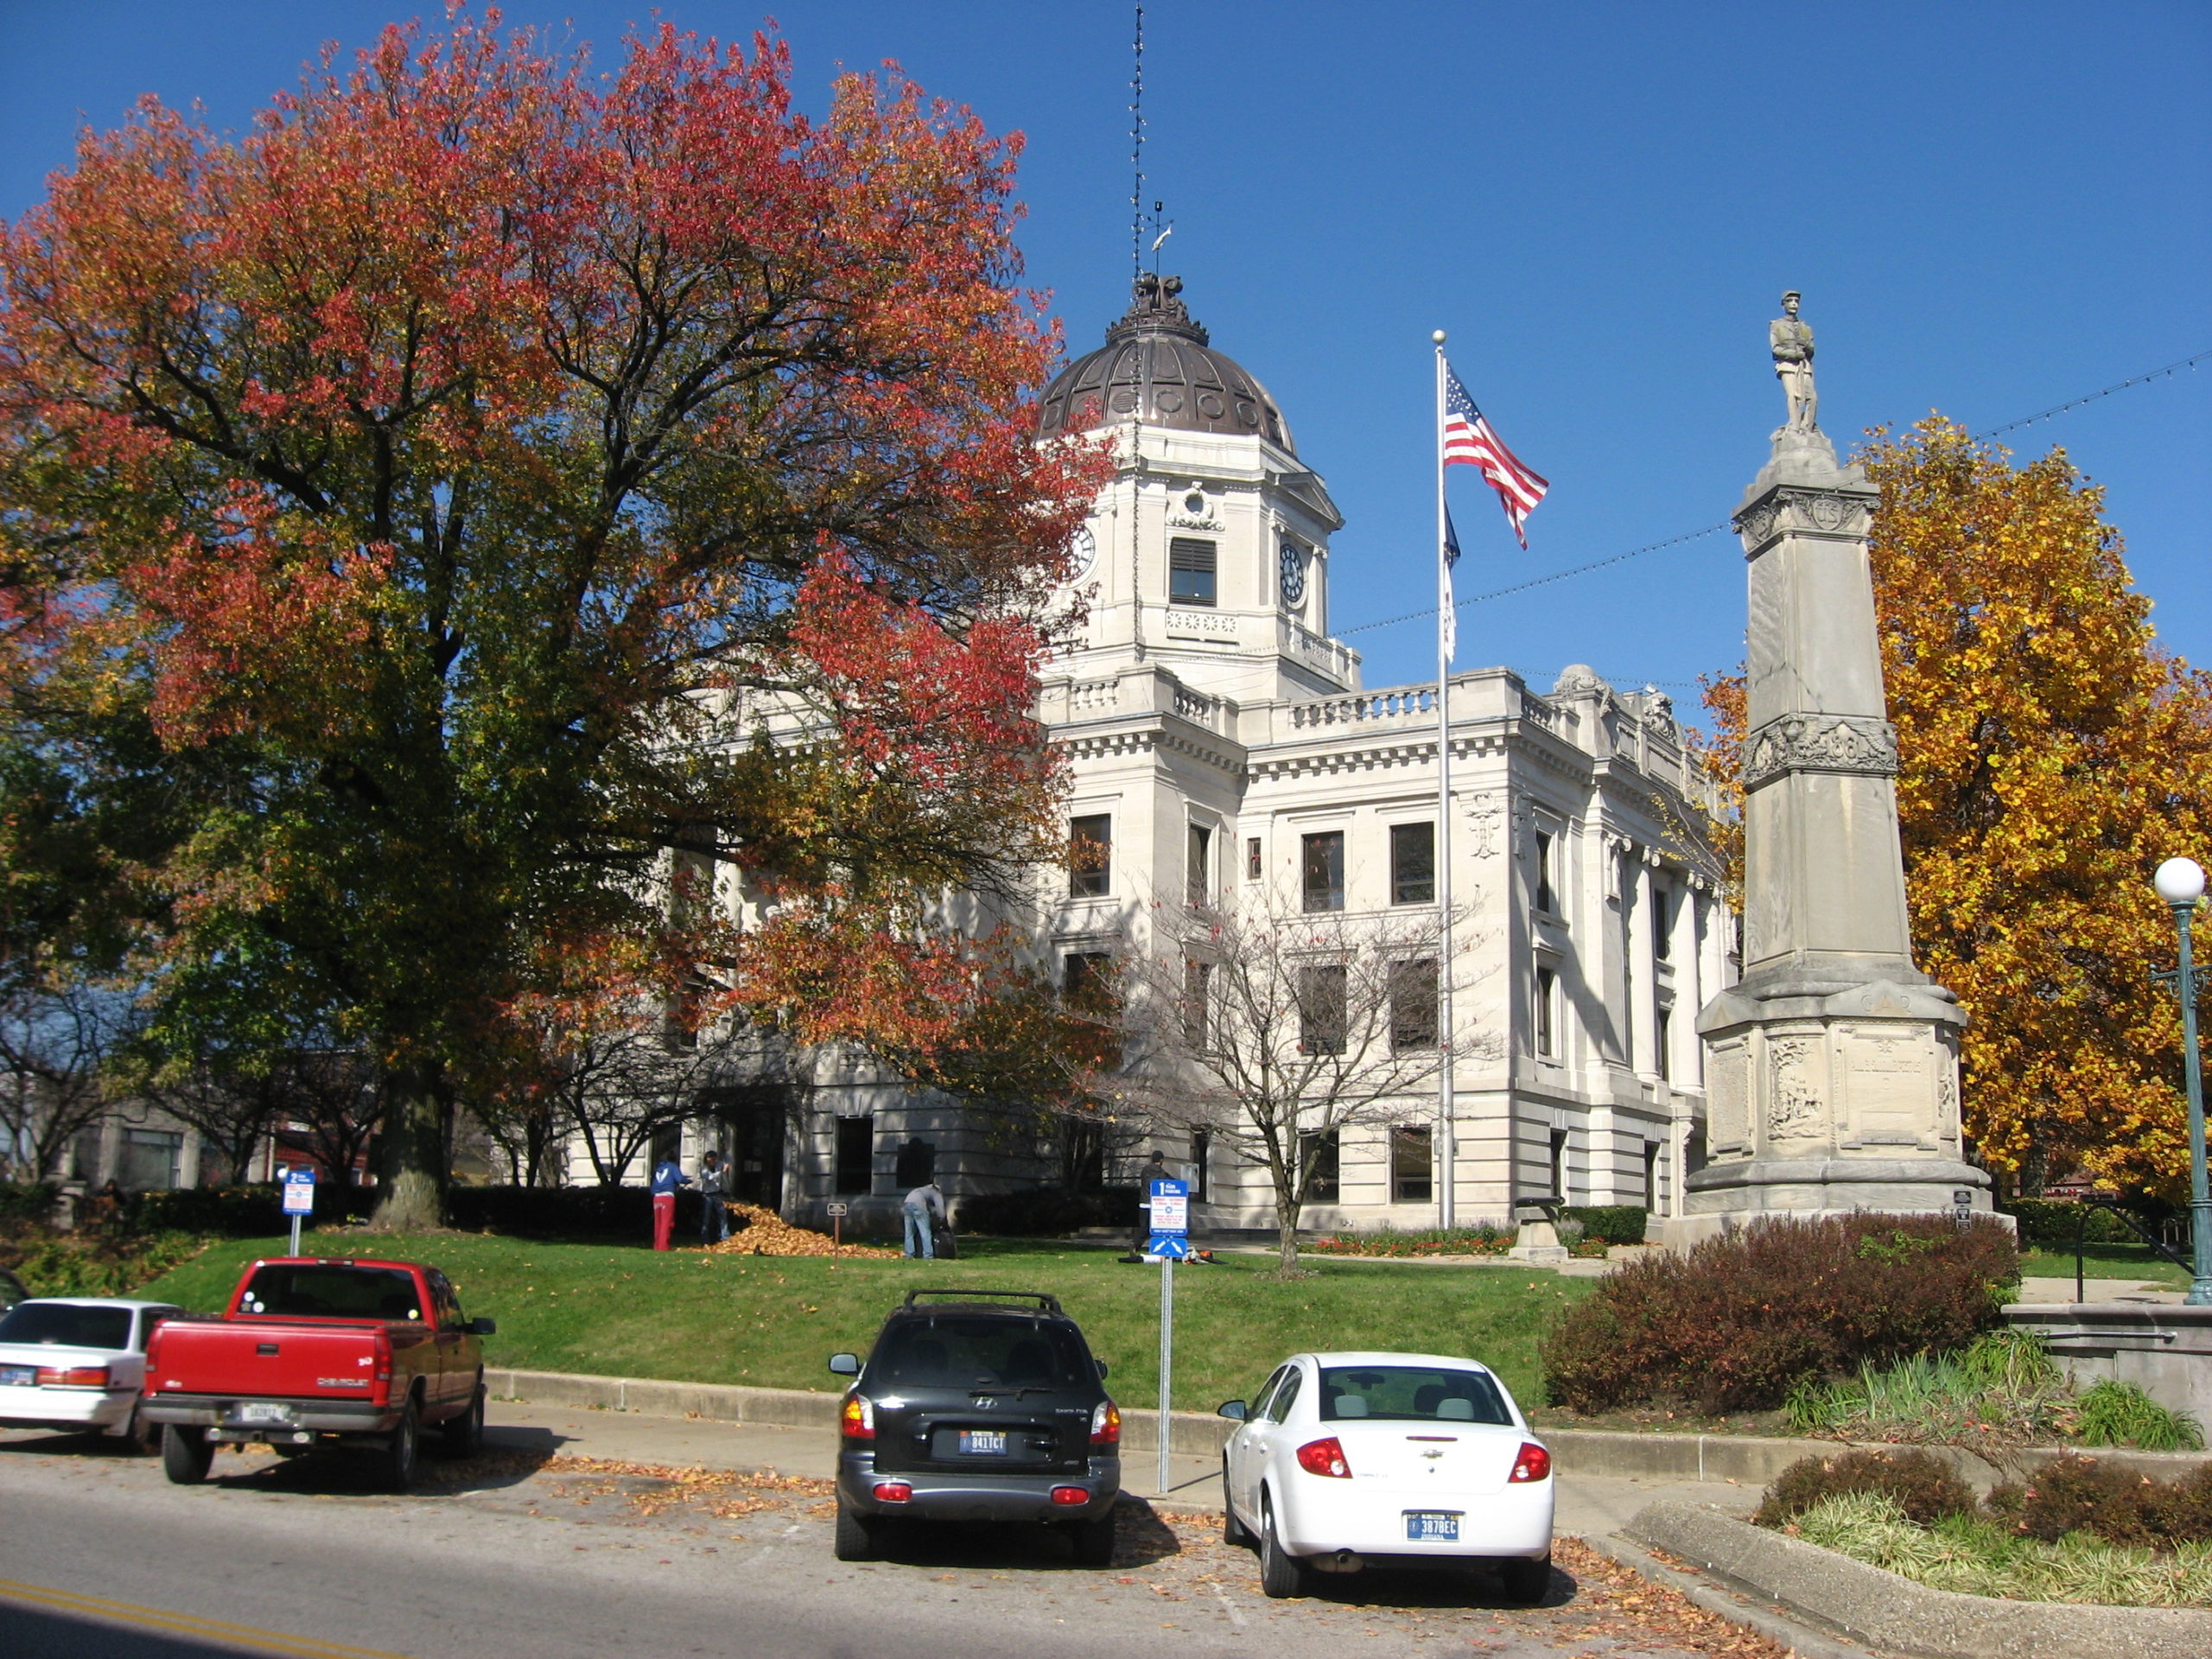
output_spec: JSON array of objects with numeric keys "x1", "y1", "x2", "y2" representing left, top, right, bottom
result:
[
  {"x1": 137, "y1": 1233, "x2": 1590, "y2": 1414},
  {"x1": 2018, "y1": 1240, "x2": 2191, "y2": 1290}
]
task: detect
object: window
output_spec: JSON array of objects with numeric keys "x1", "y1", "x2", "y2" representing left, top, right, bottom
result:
[
  {"x1": 1534, "y1": 831, "x2": 1556, "y2": 913},
  {"x1": 1250, "y1": 1364, "x2": 1292, "y2": 1422},
  {"x1": 1064, "y1": 951, "x2": 1116, "y2": 1011},
  {"x1": 1390, "y1": 822, "x2": 1435, "y2": 906},
  {"x1": 1535, "y1": 966, "x2": 1558, "y2": 1058},
  {"x1": 1319, "y1": 1364, "x2": 1510, "y2": 1425},
  {"x1": 1548, "y1": 1128, "x2": 1569, "y2": 1204},
  {"x1": 1169, "y1": 537, "x2": 1217, "y2": 606},
  {"x1": 118, "y1": 1129, "x2": 182, "y2": 1192},
  {"x1": 0, "y1": 1302, "x2": 135, "y2": 1349},
  {"x1": 1301, "y1": 830, "x2": 1344, "y2": 912},
  {"x1": 1187, "y1": 823, "x2": 1212, "y2": 906},
  {"x1": 1298, "y1": 963, "x2": 1348, "y2": 1055},
  {"x1": 1061, "y1": 1119, "x2": 1106, "y2": 1192},
  {"x1": 1656, "y1": 1007, "x2": 1672, "y2": 1082},
  {"x1": 1299, "y1": 1128, "x2": 1341, "y2": 1203},
  {"x1": 1389, "y1": 957, "x2": 1439, "y2": 1052},
  {"x1": 1068, "y1": 813, "x2": 1111, "y2": 897},
  {"x1": 1245, "y1": 836, "x2": 1262, "y2": 880},
  {"x1": 238, "y1": 1263, "x2": 423, "y2": 1322},
  {"x1": 1265, "y1": 1366, "x2": 1305, "y2": 1423},
  {"x1": 873, "y1": 1315, "x2": 1094, "y2": 1389},
  {"x1": 1191, "y1": 1129, "x2": 1211, "y2": 1203},
  {"x1": 1182, "y1": 958, "x2": 1212, "y2": 1049},
  {"x1": 1653, "y1": 887, "x2": 1672, "y2": 960},
  {"x1": 834, "y1": 1115, "x2": 874, "y2": 1195},
  {"x1": 1644, "y1": 1141, "x2": 1662, "y2": 1211},
  {"x1": 1391, "y1": 1125, "x2": 1433, "y2": 1205}
]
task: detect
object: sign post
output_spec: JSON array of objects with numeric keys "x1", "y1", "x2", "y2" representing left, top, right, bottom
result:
[
  {"x1": 281, "y1": 1166, "x2": 316, "y2": 1255},
  {"x1": 1146, "y1": 1177, "x2": 1191, "y2": 1496},
  {"x1": 826, "y1": 1199, "x2": 849, "y2": 1248}
]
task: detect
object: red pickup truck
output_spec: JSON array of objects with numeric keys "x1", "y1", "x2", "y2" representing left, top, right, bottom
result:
[{"x1": 142, "y1": 1256, "x2": 496, "y2": 1490}]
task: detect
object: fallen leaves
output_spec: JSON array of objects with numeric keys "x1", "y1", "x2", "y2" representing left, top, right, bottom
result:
[{"x1": 702, "y1": 1205, "x2": 899, "y2": 1260}]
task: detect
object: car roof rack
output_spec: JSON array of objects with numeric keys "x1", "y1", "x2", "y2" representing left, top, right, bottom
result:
[{"x1": 900, "y1": 1288, "x2": 1064, "y2": 1316}]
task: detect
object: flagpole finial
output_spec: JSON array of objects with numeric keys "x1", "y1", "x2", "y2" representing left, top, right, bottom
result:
[{"x1": 1432, "y1": 330, "x2": 1447, "y2": 345}]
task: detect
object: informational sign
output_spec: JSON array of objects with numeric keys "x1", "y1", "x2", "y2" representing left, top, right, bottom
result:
[
  {"x1": 281, "y1": 1168, "x2": 317, "y2": 1215},
  {"x1": 1146, "y1": 1177, "x2": 1190, "y2": 1258},
  {"x1": 824, "y1": 1201, "x2": 849, "y2": 1218}
]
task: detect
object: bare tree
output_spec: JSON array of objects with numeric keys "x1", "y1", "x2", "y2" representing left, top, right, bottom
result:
[
  {"x1": 1109, "y1": 890, "x2": 1472, "y2": 1273},
  {"x1": 0, "y1": 973, "x2": 139, "y2": 1185}
]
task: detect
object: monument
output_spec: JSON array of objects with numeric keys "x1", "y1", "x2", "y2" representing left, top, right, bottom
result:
[{"x1": 1675, "y1": 293, "x2": 1991, "y2": 1243}]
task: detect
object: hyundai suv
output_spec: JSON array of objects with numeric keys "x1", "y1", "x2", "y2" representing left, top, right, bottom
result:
[{"x1": 827, "y1": 1289, "x2": 1121, "y2": 1564}]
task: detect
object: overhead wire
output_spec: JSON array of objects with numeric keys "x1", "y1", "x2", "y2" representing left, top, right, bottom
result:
[{"x1": 1335, "y1": 345, "x2": 2212, "y2": 642}]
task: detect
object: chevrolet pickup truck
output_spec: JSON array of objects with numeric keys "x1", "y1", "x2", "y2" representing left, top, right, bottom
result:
[{"x1": 141, "y1": 1256, "x2": 495, "y2": 1490}]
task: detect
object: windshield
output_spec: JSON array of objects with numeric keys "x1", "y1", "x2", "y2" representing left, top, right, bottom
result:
[
  {"x1": 0, "y1": 1302, "x2": 133, "y2": 1350},
  {"x1": 871, "y1": 1315, "x2": 1093, "y2": 1391},
  {"x1": 238, "y1": 1265, "x2": 423, "y2": 1321},
  {"x1": 1319, "y1": 1365, "x2": 1512, "y2": 1425}
]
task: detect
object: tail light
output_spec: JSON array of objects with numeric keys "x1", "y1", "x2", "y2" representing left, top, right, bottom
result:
[
  {"x1": 372, "y1": 1332, "x2": 392, "y2": 1402},
  {"x1": 1089, "y1": 1401, "x2": 1121, "y2": 1447},
  {"x1": 1296, "y1": 1437, "x2": 1351, "y2": 1478},
  {"x1": 36, "y1": 1365, "x2": 111, "y2": 1389},
  {"x1": 1050, "y1": 1486, "x2": 1090, "y2": 1506},
  {"x1": 873, "y1": 1481, "x2": 912, "y2": 1503},
  {"x1": 841, "y1": 1395, "x2": 876, "y2": 1440},
  {"x1": 1510, "y1": 1442, "x2": 1552, "y2": 1484}
]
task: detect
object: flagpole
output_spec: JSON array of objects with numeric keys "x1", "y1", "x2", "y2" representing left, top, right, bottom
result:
[{"x1": 1432, "y1": 330, "x2": 1456, "y2": 1232}]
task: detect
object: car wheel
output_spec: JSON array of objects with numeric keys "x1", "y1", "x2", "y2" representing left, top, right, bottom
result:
[
  {"x1": 161, "y1": 1424, "x2": 215, "y2": 1485},
  {"x1": 380, "y1": 1400, "x2": 420, "y2": 1492},
  {"x1": 1258, "y1": 1495, "x2": 1309, "y2": 1600},
  {"x1": 832, "y1": 1497, "x2": 879, "y2": 1561},
  {"x1": 436, "y1": 1386, "x2": 485, "y2": 1458},
  {"x1": 1500, "y1": 1554, "x2": 1553, "y2": 1605},
  {"x1": 1222, "y1": 1457, "x2": 1251, "y2": 1548},
  {"x1": 1070, "y1": 1510, "x2": 1116, "y2": 1567}
]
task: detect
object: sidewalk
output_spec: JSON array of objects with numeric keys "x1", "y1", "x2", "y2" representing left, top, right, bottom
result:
[{"x1": 480, "y1": 1398, "x2": 1746, "y2": 1533}]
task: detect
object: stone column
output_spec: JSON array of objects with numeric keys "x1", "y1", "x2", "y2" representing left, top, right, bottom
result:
[{"x1": 1677, "y1": 423, "x2": 1987, "y2": 1243}]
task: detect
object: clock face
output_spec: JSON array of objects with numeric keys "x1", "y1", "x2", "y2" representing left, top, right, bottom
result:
[
  {"x1": 1279, "y1": 542, "x2": 1306, "y2": 606},
  {"x1": 1068, "y1": 524, "x2": 1096, "y2": 582}
]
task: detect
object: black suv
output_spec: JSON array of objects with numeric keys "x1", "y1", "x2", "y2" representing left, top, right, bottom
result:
[{"x1": 828, "y1": 1289, "x2": 1121, "y2": 1563}]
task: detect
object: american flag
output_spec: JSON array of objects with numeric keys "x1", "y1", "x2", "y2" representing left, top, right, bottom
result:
[{"x1": 1443, "y1": 368, "x2": 1548, "y2": 548}]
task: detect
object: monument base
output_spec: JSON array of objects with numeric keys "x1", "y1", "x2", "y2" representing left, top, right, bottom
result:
[
  {"x1": 1507, "y1": 1218, "x2": 1569, "y2": 1263},
  {"x1": 1660, "y1": 1154, "x2": 1997, "y2": 1250}
]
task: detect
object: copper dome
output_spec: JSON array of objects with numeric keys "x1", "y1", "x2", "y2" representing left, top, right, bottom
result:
[{"x1": 1037, "y1": 275, "x2": 1294, "y2": 454}]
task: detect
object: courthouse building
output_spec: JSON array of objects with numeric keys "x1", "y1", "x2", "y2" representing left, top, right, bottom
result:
[{"x1": 688, "y1": 276, "x2": 1732, "y2": 1235}]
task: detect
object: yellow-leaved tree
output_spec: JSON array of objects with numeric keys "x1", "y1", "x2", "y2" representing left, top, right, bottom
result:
[{"x1": 1700, "y1": 417, "x2": 2212, "y2": 1195}]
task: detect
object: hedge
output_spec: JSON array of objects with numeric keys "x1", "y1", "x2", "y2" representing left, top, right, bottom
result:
[
  {"x1": 1561, "y1": 1205, "x2": 1648, "y2": 1246},
  {"x1": 1999, "y1": 1196, "x2": 2171, "y2": 1250},
  {"x1": 954, "y1": 1185, "x2": 1141, "y2": 1237}
]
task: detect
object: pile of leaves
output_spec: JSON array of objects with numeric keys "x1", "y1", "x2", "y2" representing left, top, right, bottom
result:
[
  {"x1": 1541, "y1": 1214, "x2": 2019, "y2": 1414},
  {"x1": 702, "y1": 1204, "x2": 897, "y2": 1260}
]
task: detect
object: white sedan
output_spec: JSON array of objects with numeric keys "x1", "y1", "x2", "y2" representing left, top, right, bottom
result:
[
  {"x1": 0, "y1": 1297, "x2": 181, "y2": 1446},
  {"x1": 1218, "y1": 1350, "x2": 1554, "y2": 1602}
]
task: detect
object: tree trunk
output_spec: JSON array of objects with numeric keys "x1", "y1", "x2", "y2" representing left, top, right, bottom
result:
[
  {"x1": 372, "y1": 1074, "x2": 448, "y2": 1230},
  {"x1": 1274, "y1": 1185, "x2": 1302, "y2": 1274}
]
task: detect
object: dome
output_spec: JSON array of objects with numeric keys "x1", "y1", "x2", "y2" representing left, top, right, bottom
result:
[{"x1": 1037, "y1": 275, "x2": 1294, "y2": 454}]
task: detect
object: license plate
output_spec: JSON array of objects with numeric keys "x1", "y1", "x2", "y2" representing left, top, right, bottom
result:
[
  {"x1": 1405, "y1": 1511, "x2": 1461, "y2": 1542},
  {"x1": 957, "y1": 1429, "x2": 1007, "y2": 1456},
  {"x1": 0, "y1": 1365, "x2": 32, "y2": 1387},
  {"x1": 236, "y1": 1402, "x2": 291, "y2": 1425}
]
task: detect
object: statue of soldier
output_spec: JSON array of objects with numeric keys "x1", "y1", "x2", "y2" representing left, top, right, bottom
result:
[{"x1": 1770, "y1": 290, "x2": 1818, "y2": 433}]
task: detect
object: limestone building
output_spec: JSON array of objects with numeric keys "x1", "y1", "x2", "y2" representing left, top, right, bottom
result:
[{"x1": 669, "y1": 277, "x2": 1732, "y2": 1235}]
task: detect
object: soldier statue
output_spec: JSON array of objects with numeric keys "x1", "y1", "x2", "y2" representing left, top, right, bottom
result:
[{"x1": 1770, "y1": 290, "x2": 1818, "y2": 433}]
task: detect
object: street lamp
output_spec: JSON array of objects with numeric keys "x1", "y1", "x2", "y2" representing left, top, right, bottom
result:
[{"x1": 2153, "y1": 856, "x2": 2212, "y2": 1306}]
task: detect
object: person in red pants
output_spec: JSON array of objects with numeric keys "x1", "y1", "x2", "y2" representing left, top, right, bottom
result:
[{"x1": 651, "y1": 1156, "x2": 691, "y2": 1250}]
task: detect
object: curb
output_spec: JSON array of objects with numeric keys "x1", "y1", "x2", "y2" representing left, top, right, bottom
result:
[
  {"x1": 1627, "y1": 1498, "x2": 2212, "y2": 1659},
  {"x1": 1576, "y1": 1528, "x2": 1888, "y2": 1659}
]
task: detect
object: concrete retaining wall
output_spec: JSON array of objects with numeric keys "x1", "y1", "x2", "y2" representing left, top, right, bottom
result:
[
  {"x1": 1630, "y1": 1498, "x2": 2212, "y2": 1659},
  {"x1": 2005, "y1": 1302, "x2": 2212, "y2": 1427}
]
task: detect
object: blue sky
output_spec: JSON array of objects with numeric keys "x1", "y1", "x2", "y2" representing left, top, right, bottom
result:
[{"x1": 3, "y1": 2, "x2": 2206, "y2": 707}]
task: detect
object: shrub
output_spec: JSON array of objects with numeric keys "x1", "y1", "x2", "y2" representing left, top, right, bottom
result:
[
  {"x1": 2075, "y1": 1380, "x2": 2205, "y2": 1452},
  {"x1": 2008, "y1": 1454, "x2": 2212, "y2": 1549},
  {"x1": 1307, "y1": 1224, "x2": 1516, "y2": 1257},
  {"x1": 1562, "y1": 1205, "x2": 1648, "y2": 1246},
  {"x1": 1541, "y1": 1213, "x2": 2019, "y2": 1414},
  {"x1": 1754, "y1": 1448, "x2": 1978, "y2": 1528},
  {"x1": 2000, "y1": 1197, "x2": 2168, "y2": 1250},
  {"x1": 1784, "y1": 1330, "x2": 2074, "y2": 1442},
  {"x1": 135, "y1": 1184, "x2": 378, "y2": 1236},
  {"x1": 0, "y1": 1182, "x2": 60, "y2": 1224},
  {"x1": 953, "y1": 1185, "x2": 1138, "y2": 1237}
]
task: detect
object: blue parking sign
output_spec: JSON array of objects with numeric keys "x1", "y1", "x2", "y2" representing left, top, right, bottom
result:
[
  {"x1": 281, "y1": 1167, "x2": 316, "y2": 1216},
  {"x1": 1146, "y1": 1176, "x2": 1188, "y2": 1257}
]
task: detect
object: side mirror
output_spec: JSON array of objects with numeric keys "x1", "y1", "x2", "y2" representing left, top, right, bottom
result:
[
  {"x1": 470, "y1": 1317, "x2": 498, "y2": 1337},
  {"x1": 1096, "y1": 1360, "x2": 1109, "y2": 1380},
  {"x1": 1217, "y1": 1400, "x2": 1248, "y2": 1421},
  {"x1": 828, "y1": 1352, "x2": 861, "y2": 1376}
]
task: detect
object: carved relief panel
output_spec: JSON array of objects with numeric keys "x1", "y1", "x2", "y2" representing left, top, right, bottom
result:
[
  {"x1": 1835, "y1": 1023, "x2": 1942, "y2": 1151},
  {"x1": 1706, "y1": 1039, "x2": 1750, "y2": 1156},
  {"x1": 1764, "y1": 1033, "x2": 1827, "y2": 1145}
]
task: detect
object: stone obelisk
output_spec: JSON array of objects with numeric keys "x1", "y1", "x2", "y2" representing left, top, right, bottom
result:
[{"x1": 1678, "y1": 293, "x2": 1988, "y2": 1242}]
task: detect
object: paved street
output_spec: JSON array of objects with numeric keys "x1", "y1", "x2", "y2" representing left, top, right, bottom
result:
[{"x1": 0, "y1": 1418, "x2": 1777, "y2": 1659}]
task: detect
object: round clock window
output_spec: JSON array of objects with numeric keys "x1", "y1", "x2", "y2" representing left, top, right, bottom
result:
[
  {"x1": 1278, "y1": 542, "x2": 1306, "y2": 605},
  {"x1": 1067, "y1": 524, "x2": 1096, "y2": 581}
]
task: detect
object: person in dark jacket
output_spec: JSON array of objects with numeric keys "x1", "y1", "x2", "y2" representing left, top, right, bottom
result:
[
  {"x1": 650, "y1": 1157, "x2": 692, "y2": 1251},
  {"x1": 698, "y1": 1151, "x2": 730, "y2": 1245}
]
